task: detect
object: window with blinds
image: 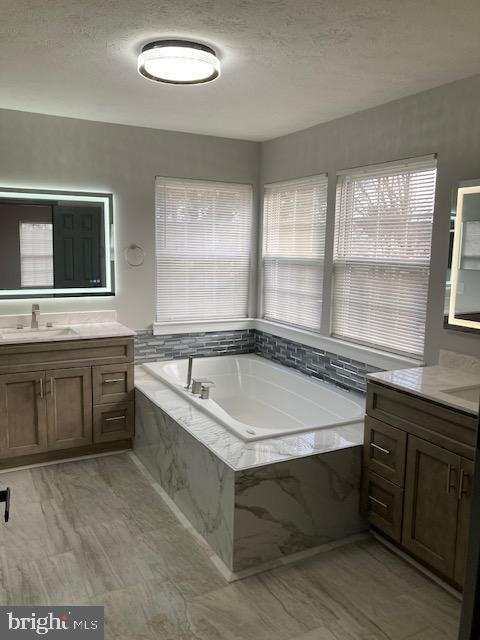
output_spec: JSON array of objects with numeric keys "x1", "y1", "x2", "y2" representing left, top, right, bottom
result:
[
  {"x1": 332, "y1": 156, "x2": 437, "y2": 357},
  {"x1": 155, "y1": 177, "x2": 253, "y2": 323},
  {"x1": 19, "y1": 222, "x2": 54, "y2": 288},
  {"x1": 262, "y1": 175, "x2": 328, "y2": 332}
]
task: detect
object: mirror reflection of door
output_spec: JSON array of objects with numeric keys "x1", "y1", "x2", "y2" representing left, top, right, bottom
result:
[{"x1": 53, "y1": 206, "x2": 105, "y2": 288}]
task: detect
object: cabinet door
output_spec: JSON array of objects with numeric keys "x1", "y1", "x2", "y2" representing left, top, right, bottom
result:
[
  {"x1": 0, "y1": 372, "x2": 48, "y2": 458},
  {"x1": 402, "y1": 435, "x2": 460, "y2": 578},
  {"x1": 454, "y1": 457, "x2": 474, "y2": 588},
  {"x1": 46, "y1": 367, "x2": 92, "y2": 450}
]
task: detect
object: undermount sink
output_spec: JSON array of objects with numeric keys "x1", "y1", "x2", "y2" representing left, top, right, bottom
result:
[
  {"x1": 442, "y1": 385, "x2": 480, "y2": 404},
  {"x1": 0, "y1": 326, "x2": 78, "y2": 341}
]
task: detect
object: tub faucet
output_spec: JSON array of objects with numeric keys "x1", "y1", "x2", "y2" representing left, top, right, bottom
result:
[
  {"x1": 31, "y1": 304, "x2": 40, "y2": 329},
  {"x1": 186, "y1": 356, "x2": 194, "y2": 389},
  {"x1": 192, "y1": 378, "x2": 215, "y2": 398}
]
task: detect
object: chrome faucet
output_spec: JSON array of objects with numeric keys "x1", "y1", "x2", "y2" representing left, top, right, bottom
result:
[
  {"x1": 186, "y1": 356, "x2": 194, "y2": 389},
  {"x1": 31, "y1": 304, "x2": 40, "y2": 330},
  {"x1": 192, "y1": 378, "x2": 215, "y2": 399}
]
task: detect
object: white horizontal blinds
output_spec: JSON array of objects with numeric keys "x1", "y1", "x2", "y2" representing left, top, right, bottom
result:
[
  {"x1": 333, "y1": 156, "x2": 437, "y2": 357},
  {"x1": 155, "y1": 178, "x2": 253, "y2": 322},
  {"x1": 262, "y1": 175, "x2": 328, "y2": 331},
  {"x1": 19, "y1": 222, "x2": 54, "y2": 287}
]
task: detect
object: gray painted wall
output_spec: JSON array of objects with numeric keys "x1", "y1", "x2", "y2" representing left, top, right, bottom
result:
[
  {"x1": 1, "y1": 73, "x2": 479, "y2": 361},
  {"x1": 260, "y1": 74, "x2": 480, "y2": 362},
  {"x1": 0, "y1": 108, "x2": 259, "y2": 329}
]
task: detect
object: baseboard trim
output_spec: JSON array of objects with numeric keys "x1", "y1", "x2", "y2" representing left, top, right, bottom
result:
[{"x1": 0, "y1": 441, "x2": 132, "y2": 474}]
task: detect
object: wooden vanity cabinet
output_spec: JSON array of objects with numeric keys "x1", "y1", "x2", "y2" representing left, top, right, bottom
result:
[
  {"x1": 362, "y1": 381, "x2": 477, "y2": 591},
  {"x1": 0, "y1": 337, "x2": 134, "y2": 468},
  {"x1": 46, "y1": 367, "x2": 92, "y2": 450},
  {"x1": 0, "y1": 371, "x2": 48, "y2": 458}
]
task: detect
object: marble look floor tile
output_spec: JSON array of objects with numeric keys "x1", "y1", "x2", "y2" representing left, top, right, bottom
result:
[
  {"x1": 290, "y1": 628, "x2": 346, "y2": 640},
  {"x1": 0, "y1": 549, "x2": 49, "y2": 606},
  {"x1": 36, "y1": 550, "x2": 94, "y2": 604},
  {"x1": 1, "y1": 501, "x2": 58, "y2": 560},
  {"x1": 0, "y1": 453, "x2": 461, "y2": 640},
  {"x1": 187, "y1": 584, "x2": 308, "y2": 640},
  {"x1": 0, "y1": 468, "x2": 41, "y2": 505}
]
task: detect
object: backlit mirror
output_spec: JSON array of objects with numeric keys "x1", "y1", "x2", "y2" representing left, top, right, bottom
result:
[
  {"x1": 445, "y1": 180, "x2": 480, "y2": 332},
  {"x1": 0, "y1": 188, "x2": 114, "y2": 298}
]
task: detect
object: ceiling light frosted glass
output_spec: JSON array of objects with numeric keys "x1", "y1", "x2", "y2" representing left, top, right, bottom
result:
[{"x1": 138, "y1": 40, "x2": 220, "y2": 85}]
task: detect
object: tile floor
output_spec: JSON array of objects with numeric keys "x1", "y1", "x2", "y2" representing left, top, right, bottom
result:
[{"x1": 0, "y1": 453, "x2": 461, "y2": 640}]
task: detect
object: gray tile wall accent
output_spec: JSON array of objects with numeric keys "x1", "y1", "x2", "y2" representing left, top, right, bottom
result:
[
  {"x1": 254, "y1": 330, "x2": 381, "y2": 393},
  {"x1": 134, "y1": 328, "x2": 381, "y2": 393},
  {"x1": 134, "y1": 328, "x2": 256, "y2": 364}
]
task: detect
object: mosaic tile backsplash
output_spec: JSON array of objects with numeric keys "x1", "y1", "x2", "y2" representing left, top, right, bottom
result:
[
  {"x1": 135, "y1": 329, "x2": 256, "y2": 363},
  {"x1": 135, "y1": 328, "x2": 382, "y2": 393}
]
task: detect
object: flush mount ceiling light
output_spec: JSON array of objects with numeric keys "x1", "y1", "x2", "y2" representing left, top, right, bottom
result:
[{"x1": 138, "y1": 40, "x2": 220, "y2": 85}]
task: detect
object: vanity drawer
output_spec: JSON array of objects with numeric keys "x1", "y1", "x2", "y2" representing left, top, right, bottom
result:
[
  {"x1": 361, "y1": 470, "x2": 404, "y2": 543},
  {"x1": 364, "y1": 416, "x2": 407, "y2": 486},
  {"x1": 93, "y1": 402, "x2": 134, "y2": 443},
  {"x1": 93, "y1": 364, "x2": 134, "y2": 405}
]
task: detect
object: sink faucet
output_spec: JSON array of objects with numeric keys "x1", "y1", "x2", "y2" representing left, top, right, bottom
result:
[{"x1": 31, "y1": 304, "x2": 40, "y2": 329}]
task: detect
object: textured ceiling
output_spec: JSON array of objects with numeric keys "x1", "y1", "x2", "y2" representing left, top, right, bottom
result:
[{"x1": 1, "y1": 0, "x2": 480, "y2": 141}]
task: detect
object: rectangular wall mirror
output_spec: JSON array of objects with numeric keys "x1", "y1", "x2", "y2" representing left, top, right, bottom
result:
[
  {"x1": 445, "y1": 179, "x2": 480, "y2": 332},
  {"x1": 0, "y1": 188, "x2": 114, "y2": 298}
]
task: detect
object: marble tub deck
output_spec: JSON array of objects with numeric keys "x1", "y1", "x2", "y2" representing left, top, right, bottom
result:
[
  {"x1": 0, "y1": 452, "x2": 460, "y2": 640},
  {"x1": 134, "y1": 368, "x2": 367, "y2": 573}
]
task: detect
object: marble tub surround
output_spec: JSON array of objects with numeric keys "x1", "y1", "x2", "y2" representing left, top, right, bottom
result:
[
  {"x1": 233, "y1": 448, "x2": 366, "y2": 571},
  {"x1": 135, "y1": 390, "x2": 235, "y2": 569},
  {"x1": 135, "y1": 367, "x2": 364, "y2": 470},
  {"x1": 368, "y1": 365, "x2": 480, "y2": 415},
  {"x1": 0, "y1": 310, "x2": 134, "y2": 344},
  {"x1": 135, "y1": 375, "x2": 367, "y2": 573}
]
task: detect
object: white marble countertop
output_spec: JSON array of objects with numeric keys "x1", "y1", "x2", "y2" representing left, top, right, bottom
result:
[
  {"x1": 135, "y1": 367, "x2": 364, "y2": 471},
  {"x1": 0, "y1": 311, "x2": 135, "y2": 345},
  {"x1": 368, "y1": 365, "x2": 480, "y2": 416}
]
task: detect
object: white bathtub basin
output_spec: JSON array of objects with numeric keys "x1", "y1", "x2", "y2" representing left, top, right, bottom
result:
[{"x1": 142, "y1": 354, "x2": 365, "y2": 441}]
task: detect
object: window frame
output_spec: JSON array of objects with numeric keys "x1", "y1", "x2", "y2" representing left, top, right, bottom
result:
[
  {"x1": 260, "y1": 173, "x2": 329, "y2": 333},
  {"x1": 154, "y1": 176, "x2": 254, "y2": 327},
  {"x1": 330, "y1": 155, "x2": 437, "y2": 358}
]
